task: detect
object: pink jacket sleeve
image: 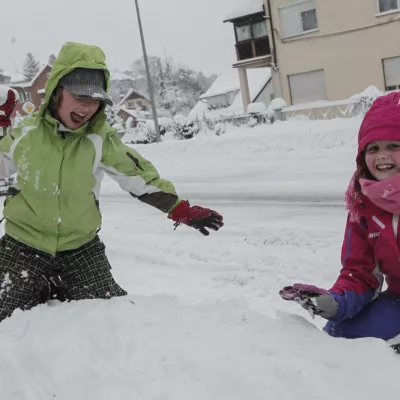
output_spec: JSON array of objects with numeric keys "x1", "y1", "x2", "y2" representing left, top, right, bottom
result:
[{"x1": 329, "y1": 215, "x2": 382, "y2": 321}]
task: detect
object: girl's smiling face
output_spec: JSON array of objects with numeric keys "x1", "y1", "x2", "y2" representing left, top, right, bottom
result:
[
  {"x1": 365, "y1": 140, "x2": 400, "y2": 181},
  {"x1": 57, "y1": 88, "x2": 100, "y2": 130}
]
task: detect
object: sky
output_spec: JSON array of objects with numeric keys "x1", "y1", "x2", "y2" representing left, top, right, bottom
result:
[{"x1": 1, "y1": 0, "x2": 250, "y2": 77}]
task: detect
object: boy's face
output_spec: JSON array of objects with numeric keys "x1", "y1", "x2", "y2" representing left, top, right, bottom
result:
[
  {"x1": 365, "y1": 140, "x2": 400, "y2": 181},
  {"x1": 58, "y1": 88, "x2": 100, "y2": 129}
]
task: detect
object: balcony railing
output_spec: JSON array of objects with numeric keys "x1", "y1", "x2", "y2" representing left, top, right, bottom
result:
[{"x1": 235, "y1": 36, "x2": 271, "y2": 61}]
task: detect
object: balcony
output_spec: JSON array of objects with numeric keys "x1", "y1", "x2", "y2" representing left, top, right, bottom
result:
[{"x1": 229, "y1": 15, "x2": 272, "y2": 68}]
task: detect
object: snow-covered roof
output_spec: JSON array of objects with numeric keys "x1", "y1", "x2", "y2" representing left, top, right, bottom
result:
[
  {"x1": 117, "y1": 107, "x2": 139, "y2": 118},
  {"x1": 200, "y1": 67, "x2": 270, "y2": 101},
  {"x1": 199, "y1": 69, "x2": 241, "y2": 100},
  {"x1": 110, "y1": 70, "x2": 134, "y2": 82},
  {"x1": 224, "y1": 0, "x2": 264, "y2": 22},
  {"x1": 2, "y1": 70, "x2": 25, "y2": 83},
  {"x1": 188, "y1": 67, "x2": 271, "y2": 121},
  {"x1": 117, "y1": 89, "x2": 149, "y2": 107},
  {"x1": 9, "y1": 64, "x2": 50, "y2": 88}
]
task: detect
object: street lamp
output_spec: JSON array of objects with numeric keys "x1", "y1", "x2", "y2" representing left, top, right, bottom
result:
[{"x1": 134, "y1": 0, "x2": 161, "y2": 142}]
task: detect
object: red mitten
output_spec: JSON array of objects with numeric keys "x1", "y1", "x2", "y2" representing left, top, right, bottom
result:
[{"x1": 168, "y1": 200, "x2": 224, "y2": 236}]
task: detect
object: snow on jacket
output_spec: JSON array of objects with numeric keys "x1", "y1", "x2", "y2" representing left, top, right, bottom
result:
[
  {"x1": 0, "y1": 42, "x2": 181, "y2": 255},
  {"x1": 330, "y1": 197, "x2": 400, "y2": 321}
]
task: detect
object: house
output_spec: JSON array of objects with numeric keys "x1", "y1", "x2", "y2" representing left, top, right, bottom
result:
[
  {"x1": 225, "y1": 0, "x2": 400, "y2": 110},
  {"x1": 117, "y1": 89, "x2": 151, "y2": 111},
  {"x1": 116, "y1": 107, "x2": 138, "y2": 127},
  {"x1": 188, "y1": 67, "x2": 273, "y2": 121},
  {"x1": 8, "y1": 65, "x2": 52, "y2": 116},
  {"x1": 0, "y1": 71, "x2": 12, "y2": 84}
]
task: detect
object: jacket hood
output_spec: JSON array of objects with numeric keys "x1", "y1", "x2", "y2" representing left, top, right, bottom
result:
[{"x1": 37, "y1": 42, "x2": 111, "y2": 132}]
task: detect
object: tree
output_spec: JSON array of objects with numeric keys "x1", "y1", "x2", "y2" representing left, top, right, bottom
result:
[
  {"x1": 121, "y1": 55, "x2": 216, "y2": 117},
  {"x1": 23, "y1": 53, "x2": 40, "y2": 81},
  {"x1": 48, "y1": 53, "x2": 56, "y2": 66}
]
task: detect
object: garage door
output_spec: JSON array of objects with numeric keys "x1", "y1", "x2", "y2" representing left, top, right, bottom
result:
[
  {"x1": 288, "y1": 69, "x2": 327, "y2": 104},
  {"x1": 383, "y1": 56, "x2": 400, "y2": 91}
]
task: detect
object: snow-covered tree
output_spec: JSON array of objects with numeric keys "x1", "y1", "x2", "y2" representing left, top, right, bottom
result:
[
  {"x1": 105, "y1": 106, "x2": 116, "y2": 126},
  {"x1": 113, "y1": 56, "x2": 217, "y2": 118},
  {"x1": 23, "y1": 53, "x2": 40, "y2": 81},
  {"x1": 48, "y1": 53, "x2": 56, "y2": 66}
]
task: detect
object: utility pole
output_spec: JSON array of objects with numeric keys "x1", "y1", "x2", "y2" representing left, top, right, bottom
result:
[{"x1": 134, "y1": 0, "x2": 161, "y2": 142}]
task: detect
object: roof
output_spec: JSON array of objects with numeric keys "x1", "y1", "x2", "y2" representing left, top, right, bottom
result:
[
  {"x1": 110, "y1": 70, "x2": 134, "y2": 81},
  {"x1": 199, "y1": 67, "x2": 270, "y2": 100},
  {"x1": 2, "y1": 70, "x2": 25, "y2": 83},
  {"x1": 117, "y1": 88, "x2": 149, "y2": 107},
  {"x1": 224, "y1": 0, "x2": 265, "y2": 22},
  {"x1": 199, "y1": 68, "x2": 241, "y2": 100},
  {"x1": 188, "y1": 67, "x2": 272, "y2": 121},
  {"x1": 9, "y1": 64, "x2": 51, "y2": 88},
  {"x1": 117, "y1": 107, "x2": 139, "y2": 118}
]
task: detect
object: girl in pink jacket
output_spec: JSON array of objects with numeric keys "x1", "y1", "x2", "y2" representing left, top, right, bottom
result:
[{"x1": 280, "y1": 92, "x2": 400, "y2": 341}]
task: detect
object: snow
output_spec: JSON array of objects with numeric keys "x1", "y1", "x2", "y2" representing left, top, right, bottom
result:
[
  {"x1": 200, "y1": 67, "x2": 270, "y2": 100},
  {"x1": 2, "y1": 70, "x2": 25, "y2": 84},
  {"x1": 224, "y1": 0, "x2": 264, "y2": 22},
  {"x1": 271, "y1": 97, "x2": 287, "y2": 110},
  {"x1": 283, "y1": 86, "x2": 387, "y2": 113},
  {"x1": 158, "y1": 117, "x2": 174, "y2": 126},
  {"x1": 109, "y1": 69, "x2": 134, "y2": 82},
  {"x1": 173, "y1": 114, "x2": 187, "y2": 125},
  {"x1": 348, "y1": 85, "x2": 383, "y2": 103},
  {"x1": 248, "y1": 102, "x2": 267, "y2": 113},
  {"x1": 2, "y1": 115, "x2": 400, "y2": 399},
  {"x1": 189, "y1": 68, "x2": 271, "y2": 121}
]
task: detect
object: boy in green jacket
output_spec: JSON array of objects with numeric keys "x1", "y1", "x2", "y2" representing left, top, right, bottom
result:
[{"x1": 0, "y1": 42, "x2": 223, "y2": 322}]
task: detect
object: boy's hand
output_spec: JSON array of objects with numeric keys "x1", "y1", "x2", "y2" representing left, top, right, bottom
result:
[{"x1": 168, "y1": 200, "x2": 224, "y2": 236}]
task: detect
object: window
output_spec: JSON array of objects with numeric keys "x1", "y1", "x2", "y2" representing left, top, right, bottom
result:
[
  {"x1": 377, "y1": 0, "x2": 399, "y2": 13},
  {"x1": 279, "y1": 0, "x2": 318, "y2": 38},
  {"x1": 236, "y1": 25, "x2": 252, "y2": 41},
  {"x1": 383, "y1": 56, "x2": 400, "y2": 91},
  {"x1": 252, "y1": 21, "x2": 268, "y2": 38},
  {"x1": 235, "y1": 20, "x2": 268, "y2": 42},
  {"x1": 288, "y1": 70, "x2": 327, "y2": 104}
]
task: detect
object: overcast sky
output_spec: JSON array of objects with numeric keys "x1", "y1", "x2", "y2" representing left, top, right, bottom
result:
[{"x1": 2, "y1": 0, "x2": 248, "y2": 77}]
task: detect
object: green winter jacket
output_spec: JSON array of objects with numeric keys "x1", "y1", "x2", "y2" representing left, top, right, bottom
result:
[{"x1": 0, "y1": 42, "x2": 181, "y2": 255}]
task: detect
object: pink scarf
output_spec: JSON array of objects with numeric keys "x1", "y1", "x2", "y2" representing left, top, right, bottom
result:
[
  {"x1": 345, "y1": 173, "x2": 400, "y2": 222},
  {"x1": 360, "y1": 174, "x2": 400, "y2": 213}
]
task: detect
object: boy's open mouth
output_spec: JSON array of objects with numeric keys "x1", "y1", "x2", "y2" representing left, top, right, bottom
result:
[
  {"x1": 71, "y1": 112, "x2": 86, "y2": 124},
  {"x1": 376, "y1": 164, "x2": 395, "y2": 171}
]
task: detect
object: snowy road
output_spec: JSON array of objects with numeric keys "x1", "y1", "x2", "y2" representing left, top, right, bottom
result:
[{"x1": 100, "y1": 178, "x2": 347, "y2": 319}]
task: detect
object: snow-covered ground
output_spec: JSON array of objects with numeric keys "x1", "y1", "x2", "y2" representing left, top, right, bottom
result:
[{"x1": 2, "y1": 117, "x2": 399, "y2": 400}]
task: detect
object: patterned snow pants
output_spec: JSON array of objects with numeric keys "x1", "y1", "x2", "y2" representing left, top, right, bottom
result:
[{"x1": 0, "y1": 235, "x2": 127, "y2": 322}]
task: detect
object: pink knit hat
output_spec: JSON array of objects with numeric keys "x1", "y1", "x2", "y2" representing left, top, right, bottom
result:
[
  {"x1": 357, "y1": 92, "x2": 400, "y2": 163},
  {"x1": 346, "y1": 92, "x2": 400, "y2": 221}
]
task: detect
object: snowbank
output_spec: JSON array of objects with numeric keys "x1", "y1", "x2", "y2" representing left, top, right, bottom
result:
[{"x1": 1, "y1": 296, "x2": 398, "y2": 400}]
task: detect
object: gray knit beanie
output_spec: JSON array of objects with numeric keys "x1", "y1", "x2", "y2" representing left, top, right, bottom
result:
[{"x1": 58, "y1": 68, "x2": 113, "y2": 106}]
